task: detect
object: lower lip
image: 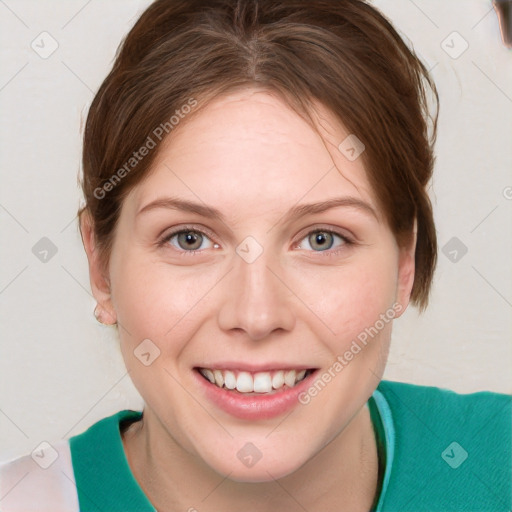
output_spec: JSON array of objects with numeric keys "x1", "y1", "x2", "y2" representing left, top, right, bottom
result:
[{"x1": 194, "y1": 369, "x2": 317, "y2": 420}]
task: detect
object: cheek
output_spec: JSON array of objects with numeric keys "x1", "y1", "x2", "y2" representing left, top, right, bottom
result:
[
  {"x1": 293, "y1": 253, "x2": 399, "y2": 345},
  {"x1": 111, "y1": 262, "x2": 177, "y2": 337},
  {"x1": 109, "y1": 255, "x2": 212, "y2": 407},
  {"x1": 109, "y1": 250, "x2": 223, "y2": 349}
]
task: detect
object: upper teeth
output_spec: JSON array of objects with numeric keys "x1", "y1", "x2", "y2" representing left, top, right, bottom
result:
[{"x1": 199, "y1": 368, "x2": 308, "y2": 393}]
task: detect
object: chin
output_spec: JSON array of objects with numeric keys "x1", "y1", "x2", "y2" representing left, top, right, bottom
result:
[{"x1": 204, "y1": 447, "x2": 308, "y2": 483}]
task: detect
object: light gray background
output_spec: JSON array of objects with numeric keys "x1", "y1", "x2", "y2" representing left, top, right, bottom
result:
[{"x1": 1, "y1": 0, "x2": 511, "y2": 462}]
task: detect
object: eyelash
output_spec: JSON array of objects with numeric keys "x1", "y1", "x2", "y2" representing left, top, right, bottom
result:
[{"x1": 157, "y1": 225, "x2": 354, "y2": 258}]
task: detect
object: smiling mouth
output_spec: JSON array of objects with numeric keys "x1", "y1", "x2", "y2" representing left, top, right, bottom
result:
[{"x1": 196, "y1": 367, "x2": 315, "y2": 394}]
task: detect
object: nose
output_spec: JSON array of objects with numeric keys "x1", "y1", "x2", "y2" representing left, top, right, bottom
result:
[{"x1": 217, "y1": 247, "x2": 296, "y2": 341}]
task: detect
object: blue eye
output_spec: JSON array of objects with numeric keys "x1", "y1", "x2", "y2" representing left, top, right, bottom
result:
[
  {"x1": 297, "y1": 230, "x2": 351, "y2": 254},
  {"x1": 159, "y1": 226, "x2": 353, "y2": 257}
]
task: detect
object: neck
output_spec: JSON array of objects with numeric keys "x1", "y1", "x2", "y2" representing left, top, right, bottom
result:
[{"x1": 122, "y1": 404, "x2": 379, "y2": 512}]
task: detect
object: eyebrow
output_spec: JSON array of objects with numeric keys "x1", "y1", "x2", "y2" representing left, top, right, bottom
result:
[{"x1": 136, "y1": 196, "x2": 378, "y2": 222}]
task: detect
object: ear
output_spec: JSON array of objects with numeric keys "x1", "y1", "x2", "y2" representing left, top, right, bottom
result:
[
  {"x1": 394, "y1": 220, "x2": 417, "y2": 318},
  {"x1": 80, "y1": 210, "x2": 117, "y2": 325}
]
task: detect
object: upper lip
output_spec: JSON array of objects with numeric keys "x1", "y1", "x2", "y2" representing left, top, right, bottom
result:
[{"x1": 195, "y1": 363, "x2": 317, "y2": 372}]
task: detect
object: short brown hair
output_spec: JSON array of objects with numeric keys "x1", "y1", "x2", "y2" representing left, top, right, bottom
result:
[{"x1": 80, "y1": 0, "x2": 439, "y2": 309}]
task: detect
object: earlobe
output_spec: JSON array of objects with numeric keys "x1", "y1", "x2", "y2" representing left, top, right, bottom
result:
[
  {"x1": 93, "y1": 303, "x2": 117, "y2": 325},
  {"x1": 394, "y1": 221, "x2": 417, "y2": 317},
  {"x1": 80, "y1": 210, "x2": 117, "y2": 325}
]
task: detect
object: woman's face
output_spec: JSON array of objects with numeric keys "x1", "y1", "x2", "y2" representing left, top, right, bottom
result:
[{"x1": 90, "y1": 88, "x2": 415, "y2": 481}]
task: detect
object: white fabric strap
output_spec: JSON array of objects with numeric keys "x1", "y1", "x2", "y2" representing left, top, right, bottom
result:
[{"x1": 0, "y1": 439, "x2": 79, "y2": 512}]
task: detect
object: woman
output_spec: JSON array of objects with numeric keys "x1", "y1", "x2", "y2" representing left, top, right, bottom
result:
[{"x1": 1, "y1": 0, "x2": 510, "y2": 510}]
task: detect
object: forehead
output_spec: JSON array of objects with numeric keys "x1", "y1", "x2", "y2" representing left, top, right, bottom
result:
[{"x1": 127, "y1": 88, "x2": 380, "y2": 222}]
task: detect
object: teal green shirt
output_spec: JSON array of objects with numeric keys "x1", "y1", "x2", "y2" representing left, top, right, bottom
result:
[{"x1": 66, "y1": 380, "x2": 511, "y2": 511}]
